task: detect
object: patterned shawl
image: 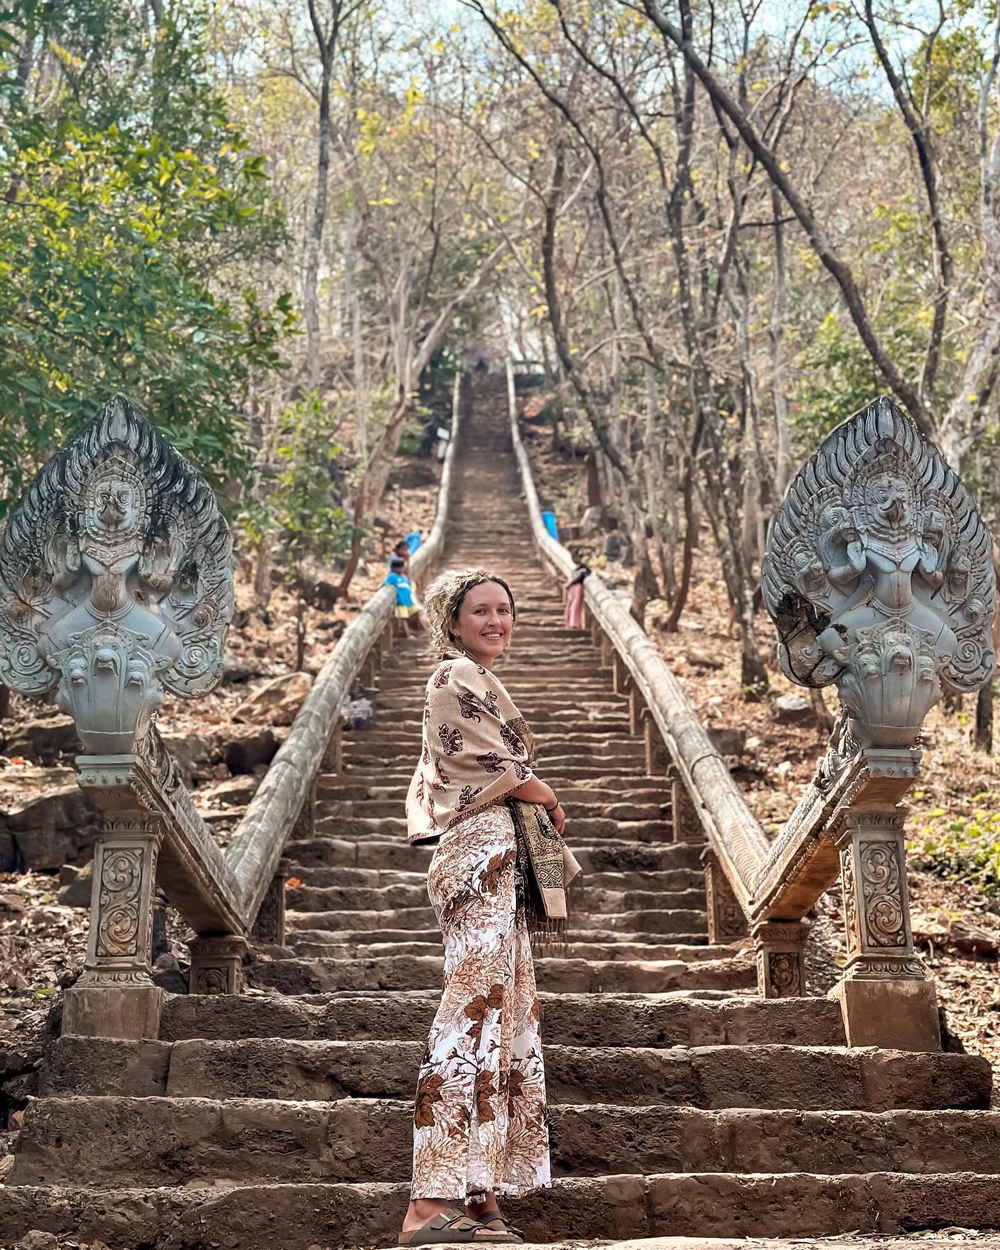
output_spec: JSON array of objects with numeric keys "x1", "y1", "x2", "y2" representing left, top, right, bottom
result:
[{"x1": 406, "y1": 656, "x2": 534, "y2": 843}]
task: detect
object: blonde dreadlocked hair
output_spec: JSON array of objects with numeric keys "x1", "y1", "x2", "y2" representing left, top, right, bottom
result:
[{"x1": 423, "y1": 567, "x2": 517, "y2": 660}]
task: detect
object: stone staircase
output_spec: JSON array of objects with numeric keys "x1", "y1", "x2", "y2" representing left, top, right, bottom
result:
[{"x1": 2, "y1": 386, "x2": 1000, "y2": 1247}]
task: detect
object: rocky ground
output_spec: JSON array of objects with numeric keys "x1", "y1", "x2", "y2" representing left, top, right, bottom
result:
[
  {"x1": 5, "y1": 1235, "x2": 1000, "y2": 1250},
  {"x1": 520, "y1": 400, "x2": 1000, "y2": 1079}
]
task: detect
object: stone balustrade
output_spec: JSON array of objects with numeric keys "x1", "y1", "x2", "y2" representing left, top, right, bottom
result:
[
  {"x1": 0, "y1": 382, "x2": 463, "y2": 1039},
  {"x1": 508, "y1": 366, "x2": 996, "y2": 1052}
]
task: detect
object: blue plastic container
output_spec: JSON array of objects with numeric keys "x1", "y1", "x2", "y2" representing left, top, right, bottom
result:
[
  {"x1": 405, "y1": 530, "x2": 422, "y2": 554},
  {"x1": 541, "y1": 511, "x2": 559, "y2": 540}
]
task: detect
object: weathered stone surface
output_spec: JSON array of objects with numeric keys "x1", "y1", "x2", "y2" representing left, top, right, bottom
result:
[
  {"x1": 948, "y1": 917, "x2": 999, "y2": 956},
  {"x1": 4, "y1": 1176, "x2": 1000, "y2": 1250},
  {"x1": 0, "y1": 781, "x2": 99, "y2": 870},
  {"x1": 157, "y1": 730, "x2": 213, "y2": 786},
  {"x1": 159, "y1": 991, "x2": 845, "y2": 1048},
  {"x1": 233, "y1": 672, "x2": 314, "y2": 727},
  {"x1": 41, "y1": 1035, "x2": 989, "y2": 1112},
  {"x1": 56, "y1": 860, "x2": 92, "y2": 907},
  {"x1": 40, "y1": 1037, "x2": 170, "y2": 1098},
  {"x1": 0, "y1": 715, "x2": 80, "y2": 765},
  {"x1": 772, "y1": 694, "x2": 813, "y2": 724},
  {"x1": 209, "y1": 723, "x2": 281, "y2": 774},
  {"x1": 196, "y1": 774, "x2": 261, "y2": 808}
]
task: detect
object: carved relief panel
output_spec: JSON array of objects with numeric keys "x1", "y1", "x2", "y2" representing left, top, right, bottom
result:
[
  {"x1": 837, "y1": 809, "x2": 923, "y2": 981},
  {"x1": 761, "y1": 398, "x2": 995, "y2": 749}
]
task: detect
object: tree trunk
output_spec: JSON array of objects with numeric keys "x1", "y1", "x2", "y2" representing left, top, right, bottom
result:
[
  {"x1": 664, "y1": 458, "x2": 697, "y2": 632},
  {"x1": 295, "y1": 594, "x2": 307, "y2": 672},
  {"x1": 346, "y1": 203, "x2": 367, "y2": 466},
  {"x1": 810, "y1": 686, "x2": 836, "y2": 735},
  {"x1": 629, "y1": 542, "x2": 660, "y2": 628},
  {"x1": 338, "y1": 392, "x2": 411, "y2": 597},
  {"x1": 304, "y1": 21, "x2": 335, "y2": 388},
  {"x1": 0, "y1": 683, "x2": 10, "y2": 722},
  {"x1": 976, "y1": 682, "x2": 994, "y2": 753},
  {"x1": 770, "y1": 188, "x2": 792, "y2": 497},
  {"x1": 585, "y1": 451, "x2": 603, "y2": 508},
  {"x1": 253, "y1": 535, "x2": 273, "y2": 613}
]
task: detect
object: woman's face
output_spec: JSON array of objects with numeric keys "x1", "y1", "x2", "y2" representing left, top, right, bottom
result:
[{"x1": 451, "y1": 581, "x2": 514, "y2": 666}]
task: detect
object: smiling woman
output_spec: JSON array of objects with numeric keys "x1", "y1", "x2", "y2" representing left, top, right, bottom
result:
[{"x1": 399, "y1": 568, "x2": 563, "y2": 1246}]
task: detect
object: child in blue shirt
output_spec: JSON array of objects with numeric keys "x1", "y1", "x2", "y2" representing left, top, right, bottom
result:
[{"x1": 385, "y1": 556, "x2": 429, "y2": 634}]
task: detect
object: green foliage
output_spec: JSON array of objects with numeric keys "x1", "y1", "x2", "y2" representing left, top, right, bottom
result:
[
  {"x1": 238, "y1": 391, "x2": 350, "y2": 574},
  {"x1": 908, "y1": 793, "x2": 1000, "y2": 899},
  {"x1": 791, "y1": 311, "x2": 928, "y2": 456},
  {"x1": 0, "y1": 0, "x2": 291, "y2": 512}
]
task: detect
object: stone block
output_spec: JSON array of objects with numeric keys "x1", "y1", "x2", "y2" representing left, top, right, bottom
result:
[
  {"x1": 60, "y1": 985, "x2": 163, "y2": 1043},
  {"x1": 833, "y1": 977, "x2": 941, "y2": 1052}
]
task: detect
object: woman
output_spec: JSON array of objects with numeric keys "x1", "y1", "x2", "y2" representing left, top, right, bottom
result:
[
  {"x1": 399, "y1": 568, "x2": 565, "y2": 1246},
  {"x1": 563, "y1": 552, "x2": 590, "y2": 631}
]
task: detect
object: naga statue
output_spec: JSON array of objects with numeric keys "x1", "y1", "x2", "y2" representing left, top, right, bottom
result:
[
  {"x1": 0, "y1": 394, "x2": 234, "y2": 753},
  {"x1": 761, "y1": 397, "x2": 995, "y2": 751}
]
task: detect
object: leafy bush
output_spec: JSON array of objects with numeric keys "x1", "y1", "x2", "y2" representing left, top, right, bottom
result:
[{"x1": 907, "y1": 796, "x2": 1000, "y2": 898}]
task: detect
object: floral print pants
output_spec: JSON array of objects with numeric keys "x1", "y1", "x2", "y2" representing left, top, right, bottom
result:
[{"x1": 411, "y1": 803, "x2": 551, "y2": 1200}]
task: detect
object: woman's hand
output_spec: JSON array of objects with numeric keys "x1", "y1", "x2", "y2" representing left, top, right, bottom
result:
[{"x1": 548, "y1": 801, "x2": 566, "y2": 835}]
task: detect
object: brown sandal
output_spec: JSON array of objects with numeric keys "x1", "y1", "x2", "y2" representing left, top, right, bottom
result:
[
  {"x1": 398, "y1": 1208, "x2": 521, "y2": 1245},
  {"x1": 476, "y1": 1210, "x2": 524, "y2": 1243}
]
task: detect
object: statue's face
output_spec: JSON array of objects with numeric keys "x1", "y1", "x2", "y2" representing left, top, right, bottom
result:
[
  {"x1": 93, "y1": 480, "x2": 138, "y2": 533},
  {"x1": 81, "y1": 458, "x2": 147, "y2": 552},
  {"x1": 922, "y1": 511, "x2": 945, "y2": 550},
  {"x1": 869, "y1": 473, "x2": 910, "y2": 527}
]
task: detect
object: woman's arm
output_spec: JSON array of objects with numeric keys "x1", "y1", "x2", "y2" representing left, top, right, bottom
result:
[{"x1": 511, "y1": 776, "x2": 565, "y2": 835}]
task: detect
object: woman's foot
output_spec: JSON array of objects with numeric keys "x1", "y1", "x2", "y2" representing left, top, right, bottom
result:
[
  {"x1": 466, "y1": 1195, "x2": 522, "y2": 1242},
  {"x1": 400, "y1": 1199, "x2": 513, "y2": 1241}
]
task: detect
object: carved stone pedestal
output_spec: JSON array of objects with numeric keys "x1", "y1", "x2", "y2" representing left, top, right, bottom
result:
[
  {"x1": 643, "y1": 712, "x2": 671, "y2": 778},
  {"x1": 834, "y1": 807, "x2": 939, "y2": 1050},
  {"x1": 292, "y1": 780, "x2": 318, "y2": 839},
  {"x1": 671, "y1": 777, "x2": 705, "y2": 843},
  {"x1": 628, "y1": 687, "x2": 642, "y2": 737},
  {"x1": 321, "y1": 723, "x2": 343, "y2": 774},
  {"x1": 189, "y1": 933, "x2": 248, "y2": 995},
  {"x1": 63, "y1": 815, "x2": 163, "y2": 1039},
  {"x1": 612, "y1": 652, "x2": 629, "y2": 695},
  {"x1": 704, "y1": 851, "x2": 748, "y2": 943},
  {"x1": 753, "y1": 919, "x2": 810, "y2": 998},
  {"x1": 251, "y1": 873, "x2": 286, "y2": 947}
]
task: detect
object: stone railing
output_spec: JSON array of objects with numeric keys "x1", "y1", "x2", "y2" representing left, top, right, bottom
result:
[
  {"x1": 0, "y1": 379, "x2": 464, "y2": 1038},
  {"x1": 507, "y1": 363, "x2": 996, "y2": 1051}
]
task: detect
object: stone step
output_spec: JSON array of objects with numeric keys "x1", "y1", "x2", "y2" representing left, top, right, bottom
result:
[
  {"x1": 282, "y1": 838, "x2": 705, "y2": 872},
  {"x1": 284, "y1": 937, "x2": 728, "y2": 964},
  {"x1": 316, "y1": 784, "x2": 671, "y2": 807},
  {"x1": 340, "y1": 756, "x2": 652, "y2": 777},
  {"x1": 159, "y1": 990, "x2": 847, "y2": 1046},
  {"x1": 243, "y1": 952, "x2": 742, "y2": 995},
  {"x1": 305, "y1": 824, "x2": 678, "y2": 847},
  {"x1": 342, "y1": 743, "x2": 650, "y2": 766},
  {"x1": 283, "y1": 865, "x2": 701, "y2": 891},
  {"x1": 320, "y1": 778, "x2": 669, "y2": 800},
  {"x1": 40, "y1": 1037, "x2": 993, "y2": 1109},
  {"x1": 263, "y1": 926, "x2": 710, "y2": 950},
  {"x1": 267, "y1": 905, "x2": 707, "y2": 935},
  {"x1": 283, "y1": 884, "x2": 705, "y2": 914},
  {"x1": 310, "y1": 816, "x2": 672, "y2": 842},
  {"x1": 12, "y1": 1167, "x2": 994, "y2": 1249},
  {"x1": 17, "y1": 1097, "x2": 1000, "y2": 1190}
]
